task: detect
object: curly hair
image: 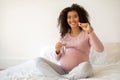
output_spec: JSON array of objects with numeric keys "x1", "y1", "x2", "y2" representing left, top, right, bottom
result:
[{"x1": 58, "y1": 4, "x2": 90, "y2": 37}]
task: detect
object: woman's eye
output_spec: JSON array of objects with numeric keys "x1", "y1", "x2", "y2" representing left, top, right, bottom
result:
[{"x1": 68, "y1": 16, "x2": 71, "y2": 19}]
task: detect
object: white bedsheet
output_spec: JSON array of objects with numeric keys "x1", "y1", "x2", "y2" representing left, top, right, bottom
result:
[{"x1": 0, "y1": 58, "x2": 120, "y2": 80}]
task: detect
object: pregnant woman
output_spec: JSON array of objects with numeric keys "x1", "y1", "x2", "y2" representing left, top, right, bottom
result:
[{"x1": 37, "y1": 3, "x2": 104, "y2": 80}]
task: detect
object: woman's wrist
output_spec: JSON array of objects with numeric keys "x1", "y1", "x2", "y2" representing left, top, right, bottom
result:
[{"x1": 88, "y1": 27, "x2": 93, "y2": 34}]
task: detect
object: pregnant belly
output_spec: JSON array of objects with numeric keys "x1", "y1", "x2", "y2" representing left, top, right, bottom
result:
[{"x1": 60, "y1": 48, "x2": 88, "y2": 71}]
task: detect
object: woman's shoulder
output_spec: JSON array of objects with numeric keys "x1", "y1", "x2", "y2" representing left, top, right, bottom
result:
[{"x1": 59, "y1": 32, "x2": 69, "y2": 40}]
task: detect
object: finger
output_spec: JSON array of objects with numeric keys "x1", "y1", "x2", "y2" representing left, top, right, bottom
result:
[
  {"x1": 81, "y1": 23, "x2": 88, "y2": 28},
  {"x1": 78, "y1": 22, "x2": 81, "y2": 26},
  {"x1": 80, "y1": 24, "x2": 86, "y2": 29}
]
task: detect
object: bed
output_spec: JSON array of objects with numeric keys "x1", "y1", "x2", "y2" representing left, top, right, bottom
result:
[{"x1": 0, "y1": 42, "x2": 120, "y2": 80}]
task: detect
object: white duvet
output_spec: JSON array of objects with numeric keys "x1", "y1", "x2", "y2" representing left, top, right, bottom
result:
[
  {"x1": 0, "y1": 59, "x2": 120, "y2": 80},
  {"x1": 0, "y1": 43, "x2": 120, "y2": 80}
]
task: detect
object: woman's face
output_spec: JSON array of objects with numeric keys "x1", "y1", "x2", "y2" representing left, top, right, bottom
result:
[{"x1": 67, "y1": 10, "x2": 80, "y2": 28}]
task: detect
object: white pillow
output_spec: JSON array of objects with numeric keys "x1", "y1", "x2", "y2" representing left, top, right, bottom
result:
[
  {"x1": 39, "y1": 45, "x2": 59, "y2": 65},
  {"x1": 104, "y1": 42, "x2": 120, "y2": 64},
  {"x1": 89, "y1": 47, "x2": 106, "y2": 65},
  {"x1": 90, "y1": 42, "x2": 120, "y2": 65}
]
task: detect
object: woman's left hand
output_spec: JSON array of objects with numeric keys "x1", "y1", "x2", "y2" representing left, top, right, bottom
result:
[{"x1": 78, "y1": 22, "x2": 93, "y2": 34}]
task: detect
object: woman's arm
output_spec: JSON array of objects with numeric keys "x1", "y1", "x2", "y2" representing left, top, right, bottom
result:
[{"x1": 88, "y1": 32, "x2": 104, "y2": 52}]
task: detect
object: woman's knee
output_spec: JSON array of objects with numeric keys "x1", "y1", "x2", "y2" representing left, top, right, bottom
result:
[
  {"x1": 80, "y1": 62, "x2": 93, "y2": 75},
  {"x1": 35, "y1": 57, "x2": 47, "y2": 63},
  {"x1": 79, "y1": 62, "x2": 92, "y2": 68}
]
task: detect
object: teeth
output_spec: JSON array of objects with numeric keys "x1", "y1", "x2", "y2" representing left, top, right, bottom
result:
[{"x1": 71, "y1": 23, "x2": 75, "y2": 25}]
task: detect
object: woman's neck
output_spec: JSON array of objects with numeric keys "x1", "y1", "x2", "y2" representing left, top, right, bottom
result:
[{"x1": 70, "y1": 27, "x2": 82, "y2": 37}]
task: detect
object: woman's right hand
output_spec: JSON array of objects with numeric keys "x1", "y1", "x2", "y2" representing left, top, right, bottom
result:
[{"x1": 55, "y1": 42, "x2": 63, "y2": 53}]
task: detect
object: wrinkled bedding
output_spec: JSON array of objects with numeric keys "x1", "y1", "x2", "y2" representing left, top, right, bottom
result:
[
  {"x1": 0, "y1": 58, "x2": 120, "y2": 80},
  {"x1": 0, "y1": 43, "x2": 120, "y2": 80}
]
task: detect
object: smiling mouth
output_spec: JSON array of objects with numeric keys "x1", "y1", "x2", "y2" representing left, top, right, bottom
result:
[{"x1": 70, "y1": 22, "x2": 76, "y2": 25}]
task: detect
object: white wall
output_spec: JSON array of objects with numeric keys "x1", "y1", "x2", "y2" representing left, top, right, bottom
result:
[{"x1": 0, "y1": 0, "x2": 120, "y2": 68}]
